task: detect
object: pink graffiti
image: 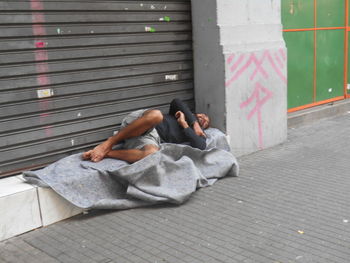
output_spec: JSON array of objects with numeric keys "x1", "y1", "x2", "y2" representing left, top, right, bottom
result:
[
  {"x1": 32, "y1": 14, "x2": 45, "y2": 23},
  {"x1": 37, "y1": 74, "x2": 50, "y2": 86},
  {"x1": 40, "y1": 113, "x2": 50, "y2": 118},
  {"x1": 39, "y1": 113, "x2": 50, "y2": 123},
  {"x1": 34, "y1": 50, "x2": 48, "y2": 61},
  {"x1": 31, "y1": 0, "x2": 53, "y2": 137},
  {"x1": 230, "y1": 54, "x2": 246, "y2": 73},
  {"x1": 33, "y1": 26, "x2": 45, "y2": 36},
  {"x1": 32, "y1": 24, "x2": 46, "y2": 36},
  {"x1": 266, "y1": 51, "x2": 287, "y2": 84},
  {"x1": 274, "y1": 53, "x2": 284, "y2": 68},
  {"x1": 35, "y1": 41, "x2": 45, "y2": 48},
  {"x1": 249, "y1": 53, "x2": 269, "y2": 81},
  {"x1": 227, "y1": 54, "x2": 235, "y2": 64},
  {"x1": 38, "y1": 99, "x2": 50, "y2": 111},
  {"x1": 44, "y1": 126, "x2": 54, "y2": 137},
  {"x1": 225, "y1": 49, "x2": 286, "y2": 149},
  {"x1": 36, "y1": 63, "x2": 49, "y2": 73},
  {"x1": 279, "y1": 48, "x2": 287, "y2": 61},
  {"x1": 30, "y1": 0, "x2": 44, "y2": 10},
  {"x1": 240, "y1": 82, "x2": 273, "y2": 149},
  {"x1": 225, "y1": 50, "x2": 287, "y2": 87}
]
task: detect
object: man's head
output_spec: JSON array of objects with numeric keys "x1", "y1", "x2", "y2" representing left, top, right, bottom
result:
[{"x1": 195, "y1": 113, "x2": 210, "y2": 129}]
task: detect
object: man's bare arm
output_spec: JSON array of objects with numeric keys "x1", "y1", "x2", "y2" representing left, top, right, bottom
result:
[
  {"x1": 175, "y1": 111, "x2": 206, "y2": 150},
  {"x1": 192, "y1": 121, "x2": 206, "y2": 137}
]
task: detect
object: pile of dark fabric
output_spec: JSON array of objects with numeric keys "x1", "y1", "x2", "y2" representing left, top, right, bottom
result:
[{"x1": 23, "y1": 128, "x2": 239, "y2": 210}]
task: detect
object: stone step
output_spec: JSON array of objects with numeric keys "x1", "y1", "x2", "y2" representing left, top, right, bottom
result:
[
  {"x1": 0, "y1": 175, "x2": 83, "y2": 241},
  {"x1": 288, "y1": 99, "x2": 350, "y2": 128}
]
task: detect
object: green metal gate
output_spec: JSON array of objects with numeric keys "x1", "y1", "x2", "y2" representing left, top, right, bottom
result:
[{"x1": 282, "y1": 0, "x2": 349, "y2": 111}]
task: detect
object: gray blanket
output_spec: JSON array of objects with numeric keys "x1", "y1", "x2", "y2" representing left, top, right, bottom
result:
[{"x1": 23, "y1": 128, "x2": 238, "y2": 210}]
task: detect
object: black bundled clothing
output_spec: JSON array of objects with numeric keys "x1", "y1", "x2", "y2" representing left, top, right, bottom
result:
[{"x1": 155, "y1": 99, "x2": 206, "y2": 150}]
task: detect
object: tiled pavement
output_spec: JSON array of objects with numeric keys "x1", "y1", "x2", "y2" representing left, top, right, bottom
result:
[{"x1": 1, "y1": 113, "x2": 350, "y2": 263}]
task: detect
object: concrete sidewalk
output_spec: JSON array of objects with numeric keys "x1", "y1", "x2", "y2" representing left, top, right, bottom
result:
[{"x1": 1, "y1": 113, "x2": 350, "y2": 263}]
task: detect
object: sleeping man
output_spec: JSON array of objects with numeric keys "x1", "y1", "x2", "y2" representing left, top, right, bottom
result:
[{"x1": 82, "y1": 98, "x2": 210, "y2": 163}]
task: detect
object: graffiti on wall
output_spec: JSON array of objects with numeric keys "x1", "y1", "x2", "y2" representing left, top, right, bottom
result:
[
  {"x1": 31, "y1": 0, "x2": 53, "y2": 137},
  {"x1": 225, "y1": 49, "x2": 287, "y2": 149}
]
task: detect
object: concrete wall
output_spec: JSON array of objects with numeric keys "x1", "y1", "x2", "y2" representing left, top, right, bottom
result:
[{"x1": 192, "y1": 0, "x2": 287, "y2": 156}]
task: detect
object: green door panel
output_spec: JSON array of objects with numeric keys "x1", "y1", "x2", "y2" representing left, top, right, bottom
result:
[
  {"x1": 317, "y1": 0, "x2": 345, "y2": 27},
  {"x1": 284, "y1": 31, "x2": 314, "y2": 108},
  {"x1": 316, "y1": 30, "x2": 344, "y2": 101},
  {"x1": 282, "y1": 0, "x2": 314, "y2": 29}
]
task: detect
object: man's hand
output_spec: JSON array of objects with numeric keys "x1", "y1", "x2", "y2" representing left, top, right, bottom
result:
[
  {"x1": 175, "y1": 111, "x2": 189, "y2": 128},
  {"x1": 193, "y1": 121, "x2": 206, "y2": 137},
  {"x1": 82, "y1": 141, "x2": 112, "y2": 162}
]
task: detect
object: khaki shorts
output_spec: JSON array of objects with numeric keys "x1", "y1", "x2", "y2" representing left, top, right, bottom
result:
[{"x1": 120, "y1": 109, "x2": 161, "y2": 150}]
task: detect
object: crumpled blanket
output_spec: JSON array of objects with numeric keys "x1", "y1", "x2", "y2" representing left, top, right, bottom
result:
[{"x1": 23, "y1": 128, "x2": 239, "y2": 210}]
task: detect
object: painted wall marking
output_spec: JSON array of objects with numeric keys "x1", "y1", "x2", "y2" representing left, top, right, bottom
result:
[
  {"x1": 226, "y1": 49, "x2": 286, "y2": 149},
  {"x1": 31, "y1": 0, "x2": 53, "y2": 137},
  {"x1": 240, "y1": 82, "x2": 273, "y2": 149},
  {"x1": 225, "y1": 50, "x2": 287, "y2": 88},
  {"x1": 35, "y1": 42, "x2": 45, "y2": 48},
  {"x1": 279, "y1": 48, "x2": 287, "y2": 61},
  {"x1": 44, "y1": 126, "x2": 54, "y2": 137},
  {"x1": 227, "y1": 54, "x2": 235, "y2": 64}
]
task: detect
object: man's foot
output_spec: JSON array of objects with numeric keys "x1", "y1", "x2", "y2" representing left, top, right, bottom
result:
[
  {"x1": 82, "y1": 142, "x2": 112, "y2": 162},
  {"x1": 82, "y1": 150, "x2": 93, "y2": 160}
]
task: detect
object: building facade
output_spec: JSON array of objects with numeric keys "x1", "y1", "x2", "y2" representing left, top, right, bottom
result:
[{"x1": 4, "y1": 1, "x2": 345, "y2": 176}]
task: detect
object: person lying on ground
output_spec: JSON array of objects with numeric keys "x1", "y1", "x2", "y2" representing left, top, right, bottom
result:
[{"x1": 82, "y1": 98, "x2": 210, "y2": 163}]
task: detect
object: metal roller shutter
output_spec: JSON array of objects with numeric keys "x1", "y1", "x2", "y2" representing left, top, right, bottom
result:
[{"x1": 0, "y1": 0, "x2": 194, "y2": 177}]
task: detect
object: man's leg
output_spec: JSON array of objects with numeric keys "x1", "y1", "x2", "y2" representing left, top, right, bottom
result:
[
  {"x1": 105, "y1": 145, "x2": 159, "y2": 163},
  {"x1": 83, "y1": 110, "x2": 163, "y2": 162}
]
